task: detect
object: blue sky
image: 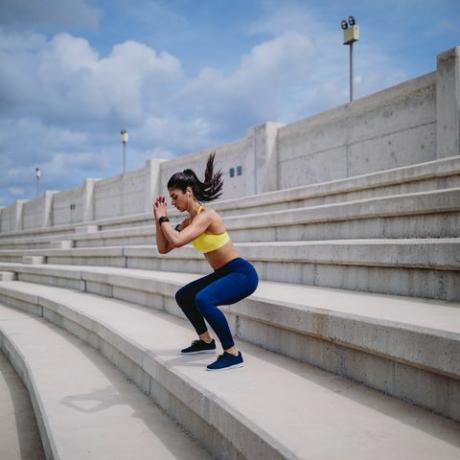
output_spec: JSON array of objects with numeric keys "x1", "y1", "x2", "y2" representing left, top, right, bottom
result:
[{"x1": 1, "y1": 0, "x2": 460, "y2": 208}]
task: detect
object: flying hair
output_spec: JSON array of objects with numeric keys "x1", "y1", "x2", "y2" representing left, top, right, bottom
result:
[{"x1": 167, "y1": 152, "x2": 223, "y2": 202}]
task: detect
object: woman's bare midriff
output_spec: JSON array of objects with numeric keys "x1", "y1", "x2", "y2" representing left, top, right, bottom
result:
[{"x1": 204, "y1": 240, "x2": 240, "y2": 270}]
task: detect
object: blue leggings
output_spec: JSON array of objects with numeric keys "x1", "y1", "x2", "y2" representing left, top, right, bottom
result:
[{"x1": 175, "y1": 257, "x2": 259, "y2": 350}]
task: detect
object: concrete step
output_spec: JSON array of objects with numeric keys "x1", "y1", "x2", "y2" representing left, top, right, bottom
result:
[
  {"x1": 98, "y1": 155, "x2": 460, "y2": 228},
  {"x1": 3, "y1": 185, "x2": 460, "y2": 251},
  {"x1": 0, "y1": 264, "x2": 459, "y2": 421},
  {"x1": 68, "y1": 188, "x2": 460, "y2": 248},
  {"x1": 0, "y1": 238, "x2": 458, "y2": 300},
  {"x1": 0, "y1": 350, "x2": 45, "y2": 460},
  {"x1": 0, "y1": 271, "x2": 16, "y2": 281},
  {"x1": 0, "y1": 281, "x2": 459, "y2": 459},
  {"x1": 0, "y1": 303, "x2": 211, "y2": 460},
  {"x1": 1, "y1": 156, "x2": 460, "y2": 246}
]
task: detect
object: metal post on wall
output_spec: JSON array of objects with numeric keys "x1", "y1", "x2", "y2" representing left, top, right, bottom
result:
[{"x1": 340, "y1": 16, "x2": 359, "y2": 102}]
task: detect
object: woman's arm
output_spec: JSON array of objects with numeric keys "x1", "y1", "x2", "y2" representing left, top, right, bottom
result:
[
  {"x1": 160, "y1": 211, "x2": 211, "y2": 248},
  {"x1": 155, "y1": 219, "x2": 173, "y2": 254},
  {"x1": 153, "y1": 196, "x2": 174, "y2": 254}
]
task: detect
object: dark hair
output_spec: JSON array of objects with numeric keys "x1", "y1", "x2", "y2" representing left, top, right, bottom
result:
[{"x1": 167, "y1": 152, "x2": 223, "y2": 202}]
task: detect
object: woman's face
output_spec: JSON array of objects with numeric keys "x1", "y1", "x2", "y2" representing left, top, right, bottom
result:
[{"x1": 168, "y1": 187, "x2": 188, "y2": 212}]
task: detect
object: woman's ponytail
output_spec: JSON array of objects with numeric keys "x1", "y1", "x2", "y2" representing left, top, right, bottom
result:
[
  {"x1": 167, "y1": 152, "x2": 223, "y2": 202},
  {"x1": 201, "y1": 152, "x2": 223, "y2": 201}
]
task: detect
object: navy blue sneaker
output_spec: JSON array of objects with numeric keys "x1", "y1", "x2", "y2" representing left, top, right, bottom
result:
[
  {"x1": 206, "y1": 351, "x2": 244, "y2": 371},
  {"x1": 181, "y1": 339, "x2": 216, "y2": 355}
]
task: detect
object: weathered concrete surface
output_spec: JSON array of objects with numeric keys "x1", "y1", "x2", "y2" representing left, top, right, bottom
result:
[
  {"x1": 1, "y1": 234, "x2": 457, "y2": 300},
  {"x1": 1, "y1": 285, "x2": 460, "y2": 459},
  {"x1": 2, "y1": 154, "x2": 460, "y2": 243},
  {"x1": 0, "y1": 272, "x2": 459, "y2": 422},
  {"x1": 0, "y1": 350, "x2": 45, "y2": 460},
  {"x1": 0, "y1": 304, "x2": 212, "y2": 460}
]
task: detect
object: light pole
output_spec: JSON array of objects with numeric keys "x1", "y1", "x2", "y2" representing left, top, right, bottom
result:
[
  {"x1": 35, "y1": 167, "x2": 41, "y2": 197},
  {"x1": 340, "y1": 16, "x2": 359, "y2": 102},
  {"x1": 120, "y1": 129, "x2": 128, "y2": 174}
]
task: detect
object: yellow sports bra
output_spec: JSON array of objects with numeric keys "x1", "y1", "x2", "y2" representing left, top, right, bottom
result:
[{"x1": 191, "y1": 206, "x2": 230, "y2": 253}]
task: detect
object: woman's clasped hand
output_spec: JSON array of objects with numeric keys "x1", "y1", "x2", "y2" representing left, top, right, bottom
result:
[{"x1": 152, "y1": 195, "x2": 168, "y2": 219}]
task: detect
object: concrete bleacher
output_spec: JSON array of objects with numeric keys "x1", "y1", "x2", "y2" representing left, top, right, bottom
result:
[
  {"x1": 2, "y1": 43, "x2": 460, "y2": 457},
  {"x1": 1, "y1": 155, "x2": 460, "y2": 249},
  {"x1": 0, "y1": 281, "x2": 459, "y2": 459},
  {"x1": 0, "y1": 152, "x2": 460, "y2": 457},
  {"x1": 0, "y1": 160, "x2": 458, "y2": 301}
]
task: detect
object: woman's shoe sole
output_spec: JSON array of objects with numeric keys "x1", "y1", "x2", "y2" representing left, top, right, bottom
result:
[
  {"x1": 181, "y1": 350, "x2": 216, "y2": 355},
  {"x1": 206, "y1": 362, "x2": 245, "y2": 372}
]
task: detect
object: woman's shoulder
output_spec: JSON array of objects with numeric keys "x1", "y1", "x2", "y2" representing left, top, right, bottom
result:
[
  {"x1": 202, "y1": 207, "x2": 226, "y2": 232},
  {"x1": 202, "y1": 207, "x2": 220, "y2": 220}
]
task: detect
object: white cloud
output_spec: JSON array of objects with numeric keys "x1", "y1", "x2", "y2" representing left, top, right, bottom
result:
[
  {"x1": 0, "y1": 3, "x2": 414, "y2": 208},
  {"x1": 0, "y1": 30, "x2": 183, "y2": 124},
  {"x1": 177, "y1": 32, "x2": 316, "y2": 133}
]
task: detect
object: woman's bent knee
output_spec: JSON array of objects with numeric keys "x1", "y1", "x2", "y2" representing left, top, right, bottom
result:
[{"x1": 175, "y1": 286, "x2": 190, "y2": 307}]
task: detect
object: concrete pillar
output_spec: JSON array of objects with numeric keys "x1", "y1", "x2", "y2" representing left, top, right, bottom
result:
[
  {"x1": 13, "y1": 200, "x2": 25, "y2": 231},
  {"x1": 82, "y1": 178, "x2": 98, "y2": 223},
  {"x1": 42, "y1": 191, "x2": 56, "y2": 227},
  {"x1": 436, "y1": 46, "x2": 460, "y2": 158},
  {"x1": 144, "y1": 159, "x2": 166, "y2": 213},
  {"x1": 250, "y1": 122, "x2": 283, "y2": 194}
]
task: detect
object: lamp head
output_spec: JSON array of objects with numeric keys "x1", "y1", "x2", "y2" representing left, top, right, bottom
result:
[
  {"x1": 120, "y1": 129, "x2": 128, "y2": 143},
  {"x1": 341, "y1": 20, "x2": 348, "y2": 30}
]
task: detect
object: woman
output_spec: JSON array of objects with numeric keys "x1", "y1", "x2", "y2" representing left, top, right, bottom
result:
[{"x1": 153, "y1": 152, "x2": 259, "y2": 371}]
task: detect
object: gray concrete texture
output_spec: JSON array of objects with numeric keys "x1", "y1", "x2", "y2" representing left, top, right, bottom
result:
[
  {"x1": 1, "y1": 283, "x2": 460, "y2": 459},
  {"x1": 0, "y1": 265, "x2": 459, "y2": 422},
  {"x1": 1, "y1": 154, "x2": 459, "y2": 243},
  {"x1": 2, "y1": 184, "x2": 460, "y2": 251},
  {"x1": 0, "y1": 349, "x2": 45, "y2": 460},
  {"x1": 0, "y1": 304, "x2": 212, "y2": 460},
  {"x1": 0, "y1": 235, "x2": 457, "y2": 300}
]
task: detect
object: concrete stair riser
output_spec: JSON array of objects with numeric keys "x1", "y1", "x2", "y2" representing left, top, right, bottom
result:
[
  {"x1": 0, "y1": 241, "x2": 457, "y2": 300},
  {"x1": 0, "y1": 291, "x2": 293, "y2": 459},
  {"x1": 78, "y1": 212, "x2": 460, "y2": 247},
  {"x1": 0, "y1": 270, "x2": 459, "y2": 421},
  {"x1": 1, "y1": 284, "x2": 459, "y2": 432},
  {"x1": 0, "y1": 333, "x2": 55, "y2": 460},
  {"x1": 100, "y1": 158, "x2": 460, "y2": 226},
  {"x1": 3, "y1": 187, "x2": 460, "y2": 249},
  {"x1": 0, "y1": 307, "x2": 215, "y2": 460},
  {"x1": 2, "y1": 156, "x2": 460, "y2": 244}
]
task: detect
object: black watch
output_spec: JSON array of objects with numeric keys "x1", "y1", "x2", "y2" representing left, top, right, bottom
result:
[{"x1": 159, "y1": 216, "x2": 170, "y2": 225}]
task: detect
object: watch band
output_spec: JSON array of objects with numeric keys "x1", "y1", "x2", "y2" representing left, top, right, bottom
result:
[{"x1": 159, "y1": 216, "x2": 170, "y2": 225}]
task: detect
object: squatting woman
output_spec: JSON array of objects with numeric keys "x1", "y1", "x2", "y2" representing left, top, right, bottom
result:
[{"x1": 152, "y1": 153, "x2": 259, "y2": 371}]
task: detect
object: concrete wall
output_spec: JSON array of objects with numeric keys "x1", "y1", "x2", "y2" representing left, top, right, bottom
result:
[
  {"x1": 277, "y1": 73, "x2": 436, "y2": 188},
  {"x1": 0, "y1": 202, "x2": 23, "y2": 233},
  {"x1": 93, "y1": 170, "x2": 144, "y2": 221},
  {"x1": 22, "y1": 192, "x2": 56, "y2": 230},
  {"x1": 52, "y1": 186, "x2": 84, "y2": 226},
  {"x1": 1, "y1": 46, "x2": 459, "y2": 233},
  {"x1": 93, "y1": 159, "x2": 163, "y2": 221}
]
